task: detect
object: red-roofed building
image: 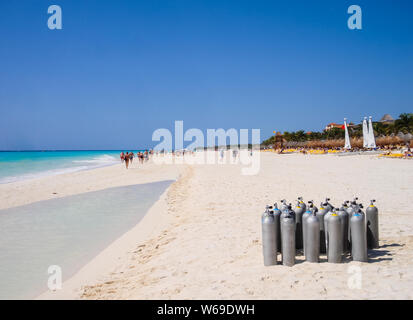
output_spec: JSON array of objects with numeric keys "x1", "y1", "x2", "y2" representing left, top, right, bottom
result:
[{"x1": 324, "y1": 123, "x2": 344, "y2": 131}]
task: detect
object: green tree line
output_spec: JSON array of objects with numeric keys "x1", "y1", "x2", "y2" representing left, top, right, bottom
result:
[{"x1": 262, "y1": 113, "x2": 413, "y2": 145}]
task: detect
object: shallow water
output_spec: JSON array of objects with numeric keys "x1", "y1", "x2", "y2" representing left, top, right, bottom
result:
[
  {"x1": 0, "y1": 180, "x2": 173, "y2": 299},
  {"x1": 0, "y1": 151, "x2": 144, "y2": 184}
]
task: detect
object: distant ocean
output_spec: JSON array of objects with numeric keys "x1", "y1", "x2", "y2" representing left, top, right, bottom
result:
[{"x1": 0, "y1": 151, "x2": 143, "y2": 184}]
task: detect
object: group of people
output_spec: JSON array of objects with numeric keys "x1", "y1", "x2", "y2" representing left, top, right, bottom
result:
[{"x1": 120, "y1": 150, "x2": 151, "y2": 169}]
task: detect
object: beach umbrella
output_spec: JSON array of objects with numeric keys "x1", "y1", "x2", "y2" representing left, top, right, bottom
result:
[
  {"x1": 362, "y1": 117, "x2": 369, "y2": 148},
  {"x1": 397, "y1": 132, "x2": 405, "y2": 140},
  {"x1": 344, "y1": 118, "x2": 352, "y2": 149},
  {"x1": 398, "y1": 132, "x2": 412, "y2": 144},
  {"x1": 368, "y1": 116, "x2": 376, "y2": 148}
]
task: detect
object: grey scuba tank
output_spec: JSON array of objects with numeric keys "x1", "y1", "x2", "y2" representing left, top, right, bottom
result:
[
  {"x1": 281, "y1": 211, "x2": 296, "y2": 267},
  {"x1": 323, "y1": 206, "x2": 335, "y2": 253},
  {"x1": 261, "y1": 205, "x2": 277, "y2": 266},
  {"x1": 366, "y1": 200, "x2": 379, "y2": 249},
  {"x1": 326, "y1": 212, "x2": 343, "y2": 263},
  {"x1": 273, "y1": 203, "x2": 282, "y2": 253},
  {"x1": 349, "y1": 203, "x2": 364, "y2": 249},
  {"x1": 261, "y1": 205, "x2": 272, "y2": 219},
  {"x1": 337, "y1": 205, "x2": 350, "y2": 253},
  {"x1": 350, "y1": 210, "x2": 368, "y2": 262},
  {"x1": 344, "y1": 201, "x2": 353, "y2": 245},
  {"x1": 348, "y1": 200, "x2": 363, "y2": 219},
  {"x1": 302, "y1": 201, "x2": 315, "y2": 257},
  {"x1": 298, "y1": 197, "x2": 306, "y2": 211},
  {"x1": 281, "y1": 204, "x2": 296, "y2": 223},
  {"x1": 340, "y1": 201, "x2": 349, "y2": 212},
  {"x1": 316, "y1": 202, "x2": 329, "y2": 253},
  {"x1": 350, "y1": 197, "x2": 360, "y2": 213},
  {"x1": 305, "y1": 208, "x2": 320, "y2": 263},
  {"x1": 294, "y1": 199, "x2": 305, "y2": 250},
  {"x1": 288, "y1": 203, "x2": 296, "y2": 221},
  {"x1": 324, "y1": 198, "x2": 333, "y2": 212},
  {"x1": 280, "y1": 199, "x2": 288, "y2": 212},
  {"x1": 346, "y1": 203, "x2": 355, "y2": 216},
  {"x1": 279, "y1": 204, "x2": 291, "y2": 241}
]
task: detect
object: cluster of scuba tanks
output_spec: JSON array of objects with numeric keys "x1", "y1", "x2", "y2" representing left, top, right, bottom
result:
[{"x1": 261, "y1": 197, "x2": 379, "y2": 266}]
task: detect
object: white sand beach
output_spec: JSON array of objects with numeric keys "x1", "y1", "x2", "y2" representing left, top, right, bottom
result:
[{"x1": 2, "y1": 152, "x2": 413, "y2": 299}]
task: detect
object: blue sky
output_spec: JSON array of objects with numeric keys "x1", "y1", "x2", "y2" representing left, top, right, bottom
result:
[{"x1": 0, "y1": 0, "x2": 412, "y2": 150}]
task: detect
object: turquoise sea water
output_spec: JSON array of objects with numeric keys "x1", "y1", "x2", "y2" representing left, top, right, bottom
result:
[
  {"x1": 0, "y1": 151, "x2": 143, "y2": 184},
  {"x1": 0, "y1": 181, "x2": 174, "y2": 300}
]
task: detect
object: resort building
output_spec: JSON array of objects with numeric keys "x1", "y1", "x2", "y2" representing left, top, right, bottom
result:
[{"x1": 324, "y1": 123, "x2": 344, "y2": 131}]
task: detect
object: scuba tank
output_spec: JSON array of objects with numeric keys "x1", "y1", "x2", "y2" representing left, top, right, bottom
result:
[
  {"x1": 298, "y1": 197, "x2": 307, "y2": 211},
  {"x1": 366, "y1": 200, "x2": 379, "y2": 249},
  {"x1": 350, "y1": 209, "x2": 368, "y2": 262},
  {"x1": 273, "y1": 203, "x2": 282, "y2": 253},
  {"x1": 350, "y1": 197, "x2": 360, "y2": 213},
  {"x1": 344, "y1": 201, "x2": 354, "y2": 248},
  {"x1": 337, "y1": 205, "x2": 350, "y2": 253},
  {"x1": 324, "y1": 198, "x2": 333, "y2": 212},
  {"x1": 273, "y1": 203, "x2": 281, "y2": 216},
  {"x1": 340, "y1": 201, "x2": 349, "y2": 212},
  {"x1": 316, "y1": 202, "x2": 329, "y2": 253},
  {"x1": 287, "y1": 204, "x2": 296, "y2": 221},
  {"x1": 326, "y1": 211, "x2": 343, "y2": 263},
  {"x1": 261, "y1": 205, "x2": 277, "y2": 266},
  {"x1": 261, "y1": 205, "x2": 272, "y2": 219},
  {"x1": 294, "y1": 198, "x2": 305, "y2": 250},
  {"x1": 280, "y1": 199, "x2": 288, "y2": 212},
  {"x1": 346, "y1": 202, "x2": 355, "y2": 216},
  {"x1": 302, "y1": 201, "x2": 315, "y2": 257},
  {"x1": 349, "y1": 200, "x2": 363, "y2": 218},
  {"x1": 280, "y1": 204, "x2": 293, "y2": 231},
  {"x1": 279, "y1": 204, "x2": 292, "y2": 241},
  {"x1": 349, "y1": 203, "x2": 364, "y2": 250},
  {"x1": 305, "y1": 208, "x2": 320, "y2": 263},
  {"x1": 323, "y1": 206, "x2": 336, "y2": 253},
  {"x1": 281, "y1": 211, "x2": 296, "y2": 267}
]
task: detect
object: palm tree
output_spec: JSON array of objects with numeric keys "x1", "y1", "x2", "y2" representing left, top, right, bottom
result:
[
  {"x1": 394, "y1": 113, "x2": 413, "y2": 134},
  {"x1": 295, "y1": 130, "x2": 307, "y2": 141},
  {"x1": 373, "y1": 122, "x2": 387, "y2": 136},
  {"x1": 349, "y1": 124, "x2": 362, "y2": 138}
]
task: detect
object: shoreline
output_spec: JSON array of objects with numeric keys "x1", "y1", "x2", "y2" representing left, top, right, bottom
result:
[
  {"x1": 0, "y1": 160, "x2": 184, "y2": 211},
  {"x1": 37, "y1": 173, "x2": 184, "y2": 299},
  {"x1": 0, "y1": 162, "x2": 119, "y2": 185}
]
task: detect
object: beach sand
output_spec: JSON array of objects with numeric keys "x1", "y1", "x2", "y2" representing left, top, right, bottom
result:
[{"x1": 2, "y1": 152, "x2": 413, "y2": 299}]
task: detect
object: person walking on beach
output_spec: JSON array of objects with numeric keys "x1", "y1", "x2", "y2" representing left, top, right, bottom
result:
[
  {"x1": 129, "y1": 152, "x2": 134, "y2": 165},
  {"x1": 125, "y1": 152, "x2": 130, "y2": 169},
  {"x1": 120, "y1": 152, "x2": 125, "y2": 163}
]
